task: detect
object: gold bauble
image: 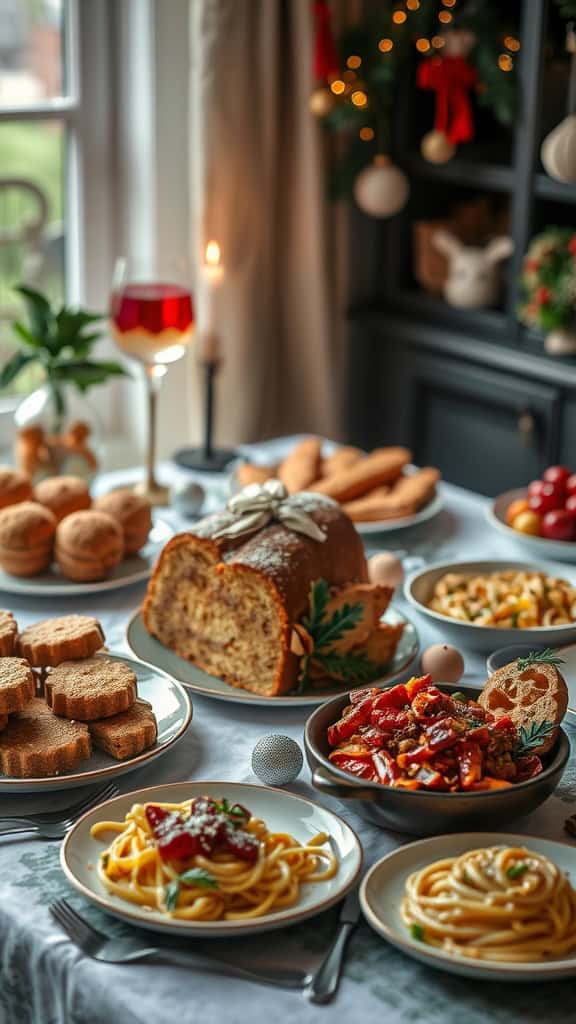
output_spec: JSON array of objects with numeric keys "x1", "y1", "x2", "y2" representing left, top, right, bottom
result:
[
  {"x1": 309, "y1": 87, "x2": 336, "y2": 117},
  {"x1": 421, "y1": 130, "x2": 456, "y2": 164}
]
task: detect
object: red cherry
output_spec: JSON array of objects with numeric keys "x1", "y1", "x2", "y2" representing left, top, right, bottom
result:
[
  {"x1": 543, "y1": 465, "x2": 571, "y2": 491},
  {"x1": 541, "y1": 509, "x2": 576, "y2": 542},
  {"x1": 527, "y1": 479, "x2": 547, "y2": 499},
  {"x1": 528, "y1": 482, "x2": 564, "y2": 514},
  {"x1": 565, "y1": 494, "x2": 576, "y2": 514},
  {"x1": 566, "y1": 474, "x2": 576, "y2": 498}
]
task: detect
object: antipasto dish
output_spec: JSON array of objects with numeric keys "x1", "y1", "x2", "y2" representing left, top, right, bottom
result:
[
  {"x1": 326, "y1": 652, "x2": 568, "y2": 792},
  {"x1": 91, "y1": 795, "x2": 338, "y2": 920},
  {"x1": 402, "y1": 845, "x2": 576, "y2": 962},
  {"x1": 427, "y1": 568, "x2": 576, "y2": 628}
]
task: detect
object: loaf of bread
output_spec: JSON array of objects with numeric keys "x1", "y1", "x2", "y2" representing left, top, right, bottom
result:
[
  {"x1": 479, "y1": 659, "x2": 568, "y2": 755},
  {"x1": 143, "y1": 492, "x2": 369, "y2": 696}
]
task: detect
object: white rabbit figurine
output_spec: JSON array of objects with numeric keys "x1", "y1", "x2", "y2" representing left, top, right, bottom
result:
[{"x1": 432, "y1": 230, "x2": 514, "y2": 309}]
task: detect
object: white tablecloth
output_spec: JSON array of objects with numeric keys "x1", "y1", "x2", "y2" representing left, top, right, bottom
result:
[{"x1": 1, "y1": 439, "x2": 576, "y2": 1024}]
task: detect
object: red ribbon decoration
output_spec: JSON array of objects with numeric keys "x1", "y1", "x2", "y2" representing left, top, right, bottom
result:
[
  {"x1": 313, "y1": 0, "x2": 339, "y2": 81},
  {"x1": 417, "y1": 56, "x2": 478, "y2": 144}
]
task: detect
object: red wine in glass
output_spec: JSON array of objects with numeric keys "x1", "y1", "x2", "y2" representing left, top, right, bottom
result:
[{"x1": 110, "y1": 282, "x2": 194, "y2": 365}]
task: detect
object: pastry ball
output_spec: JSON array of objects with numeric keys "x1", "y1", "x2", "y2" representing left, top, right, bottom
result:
[
  {"x1": 94, "y1": 489, "x2": 152, "y2": 554},
  {"x1": 421, "y1": 644, "x2": 465, "y2": 684},
  {"x1": 368, "y1": 552, "x2": 404, "y2": 589},
  {"x1": 55, "y1": 510, "x2": 124, "y2": 582},
  {"x1": 0, "y1": 467, "x2": 33, "y2": 510},
  {"x1": 34, "y1": 475, "x2": 91, "y2": 522},
  {"x1": 0, "y1": 501, "x2": 56, "y2": 576}
]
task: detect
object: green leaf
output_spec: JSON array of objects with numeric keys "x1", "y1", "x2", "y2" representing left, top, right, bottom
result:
[
  {"x1": 179, "y1": 868, "x2": 219, "y2": 889},
  {"x1": 0, "y1": 351, "x2": 37, "y2": 390},
  {"x1": 516, "y1": 721, "x2": 556, "y2": 755},
  {"x1": 506, "y1": 862, "x2": 528, "y2": 880},
  {"x1": 314, "y1": 602, "x2": 364, "y2": 651},
  {"x1": 314, "y1": 649, "x2": 388, "y2": 683},
  {"x1": 516, "y1": 649, "x2": 565, "y2": 671},
  {"x1": 15, "y1": 284, "x2": 53, "y2": 341},
  {"x1": 50, "y1": 359, "x2": 128, "y2": 392},
  {"x1": 11, "y1": 321, "x2": 44, "y2": 349},
  {"x1": 165, "y1": 878, "x2": 180, "y2": 912},
  {"x1": 451, "y1": 691, "x2": 467, "y2": 703},
  {"x1": 410, "y1": 923, "x2": 425, "y2": 941}
]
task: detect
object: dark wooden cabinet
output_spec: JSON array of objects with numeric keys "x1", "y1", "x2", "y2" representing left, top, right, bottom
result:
[{"x1": 345, "y1": 0, "x2": 576, "y2": 493}]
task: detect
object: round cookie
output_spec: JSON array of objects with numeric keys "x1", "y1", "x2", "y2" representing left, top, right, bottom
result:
[
  {"x1": 0, "y1": 698, "x2": 91, "y2": 777},
  {"x1": 0, "y1": 467, "x2": 33, "y2": 510},
  {"x1": 0, "y1": 658, "x2": 35, "y2": 715},
  {"x1": 0, "y1": 501, "x2": 57, "y2": 576},
  {"x1": 45, "y1": 657, "x2": 137, "y2": 720},
  {"x1": 0, "y1": 611, "x2": 18, "y2": 656},
  {"x1": 55, "y1": 510, "x2": 124, "y2": 582},
  {"x1": 18, "y1": 615, "x2": 104, "y2": 668},
  {"x1": 479, "y1": 659, "x2": 568, "y2": 755},
  {"x1": 88, "y1": 699, "x2": 157, "y2": 759},
  {"x1": 94, "y1": 490, "x2": 152, "y2": 554},
  {"x1": 34, "y1": 475, "x2": 91, "y2": 522}
]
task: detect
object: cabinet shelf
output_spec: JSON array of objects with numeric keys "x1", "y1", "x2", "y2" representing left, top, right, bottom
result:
[
  {"x1": 379, "y1": 290, "x2": 509, "y2": 338},
  {"x1": 534, "y1": 173, "x2": 576, "y2": 204},
  {"x1": 404, "y1": 154, "x2": 513, "y2": 193}
]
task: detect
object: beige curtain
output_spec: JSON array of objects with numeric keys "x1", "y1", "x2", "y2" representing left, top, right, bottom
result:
[{"x1": 189, "y1": 0, "x2": 342, "y2": 445}]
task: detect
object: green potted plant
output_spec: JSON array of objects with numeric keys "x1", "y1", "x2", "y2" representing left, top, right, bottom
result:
[
  {"x1": 2, "y1": 285, "x2": 128, "y2": 480},
  {"x1": 519, "y1": 228, "x2": 576, "y2": 355}
]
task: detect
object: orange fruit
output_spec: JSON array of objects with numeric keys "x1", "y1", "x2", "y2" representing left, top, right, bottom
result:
[
  {"x1": 511, "y1": 510, "x2": 541, "y2": 536},
  {"x1": 506, "y1": 498, "x2": 530, "y2": 525}
]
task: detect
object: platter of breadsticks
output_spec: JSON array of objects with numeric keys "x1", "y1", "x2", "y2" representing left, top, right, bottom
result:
[
  {"x1": 61, "y1": 780, "x2": 362, "y2": 937},
  {"x1": 235, "y1": 437, "x2": 442, "y2": 534},
  {"x1": 360, "y1": 831, "x2": 576, "y2": 981}
]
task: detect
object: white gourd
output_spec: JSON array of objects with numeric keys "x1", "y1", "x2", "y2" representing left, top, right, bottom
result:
[{"x1": 541, "y1": 114, "x2": 576, "y2": 184}]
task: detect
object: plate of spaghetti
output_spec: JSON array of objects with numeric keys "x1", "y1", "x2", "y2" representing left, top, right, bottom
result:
[
  {"x1": 360, "y1": 832, "x2": 576, "y2": 981},
  {"x1": 61, "y1": 781, "x2": 362, "y2": 936}
]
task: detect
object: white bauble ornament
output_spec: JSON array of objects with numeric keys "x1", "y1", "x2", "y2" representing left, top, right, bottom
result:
[
  {"x1": 353, "y1": 155, "x2": 409, "y2": 218},
  {"x1": 421, "y1": 130, "x2": 456, "y2": 164},
  {"x1": 309, "y1": 87, "x2": 336, "y2": 117},
  {"x1": 421, "y1": 643, "x2": 465, "y2": 684},
  {"x1": 541, "y1": 114, "x2": 576, "y2": 184},
  {"x1": 170, "y1": 480, "x2": 205, "y2": 518},
  {"x1": 368, "y1": 552, "x2": 403, "y2": 589},
  {"x1": 252, "y1": 734, "x2": 303, "y2": 787},
  {"x1": 545, "y1": 328, "x2": 576, "y2": 356}
]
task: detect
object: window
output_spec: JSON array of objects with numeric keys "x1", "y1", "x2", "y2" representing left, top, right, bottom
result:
[{"x1": 0, "y1": 0, "x2": 81, "y2": 396}]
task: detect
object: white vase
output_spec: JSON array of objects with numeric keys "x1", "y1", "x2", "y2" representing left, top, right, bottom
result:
[{"x1": 544, "y1": 329, "x2": 576, "y2": 356}]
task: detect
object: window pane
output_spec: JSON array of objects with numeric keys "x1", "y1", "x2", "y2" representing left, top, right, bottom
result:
[
  {"x1": 0, "y1": 0, "x2": 65, "y2": 108},
  {"x1": 0, "y1": 119, "x2": 64, "y2": 392}
]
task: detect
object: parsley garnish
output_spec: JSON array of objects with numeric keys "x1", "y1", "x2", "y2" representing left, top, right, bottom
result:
[
  {"x1": 516, "y1": 648, "x2": 565, "y2": 671},
  {"x1": 516, "y1": 720, "x2": 556, "y2": 755},
  {"x1": 506, "y1": 863, "x2": 528, "y2": 880},
  {"x1": 164, "y1": 868, "x2": 218, "y2": 912},
  {"x1": 451, "y1": 691, "x2": 466, "y2": 703},
  {"x1": 410, "y1": 923, "x2": 425, "y2": 941},
  {"x1": 101, "y1": 853, "x2": 109, "y2": 870},
  {"x1": 296, "y1": 579, "x2": 388, "y2": 693}
]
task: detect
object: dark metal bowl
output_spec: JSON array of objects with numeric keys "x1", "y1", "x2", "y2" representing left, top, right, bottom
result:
[{"x1": 304, "y1": 681, "x2": 570, "y2": 836}]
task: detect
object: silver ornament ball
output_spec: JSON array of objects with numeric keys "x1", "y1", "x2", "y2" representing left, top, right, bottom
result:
[
  {"x1": 252, "y1": 734, "x2": 304, "y2": 787},
  {"x1": 170, "y1": 480, "x2": 205, "y2": 518}
]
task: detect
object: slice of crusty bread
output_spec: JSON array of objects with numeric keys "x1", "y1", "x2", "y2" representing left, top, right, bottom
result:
[{"x1": 479, "y1": 660, "x2": 568, "y2": 754}]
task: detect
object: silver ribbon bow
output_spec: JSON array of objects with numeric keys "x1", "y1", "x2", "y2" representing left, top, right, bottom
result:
[{"x1": 212, "y1": 480, "x2": 327, "y2": 542}]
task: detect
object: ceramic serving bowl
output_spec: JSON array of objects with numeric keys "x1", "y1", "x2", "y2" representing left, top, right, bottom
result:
[
  {"x1": 304, "y1": 680, "x2": 570, "y2": 836},
  {"x1": 487, "y1": 488, "x2": 576, "y2": 563},
  {"x1": 404, "y1": 559, "x2": 576, "y2": 653}
]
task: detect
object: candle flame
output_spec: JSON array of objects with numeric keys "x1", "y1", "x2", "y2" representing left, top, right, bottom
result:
[{"x1": 205, "y1": 241, "x2": 221, "y2": 267}]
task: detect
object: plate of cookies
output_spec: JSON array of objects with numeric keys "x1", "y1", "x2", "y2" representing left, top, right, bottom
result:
[
  {"x1": 234, "y1": 438, "x2": 443, "y2": 535},
  {"x1": 0, "y1": 468, "x2": 173, "y2": 595},
  {"x1": 0, "y1": 612, "x2": 191, "y2": 792}
]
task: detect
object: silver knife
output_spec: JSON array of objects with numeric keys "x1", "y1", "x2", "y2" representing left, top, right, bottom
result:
[{"x1": 305, "y1": 887, "x2": 361, "y2": 1004}]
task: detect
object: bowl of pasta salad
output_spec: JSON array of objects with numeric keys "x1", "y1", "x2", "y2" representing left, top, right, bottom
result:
[{"x1": 404, "y1": 560, "x2": 576, "y2": 652}]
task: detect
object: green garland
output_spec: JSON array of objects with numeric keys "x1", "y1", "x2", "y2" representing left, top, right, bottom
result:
[
  {"x1": 316, "y1": 0, "x2": 519, "y2": 199},
  {"x1": 519, "y1": 229, "x2": 576, "y2": 333}
]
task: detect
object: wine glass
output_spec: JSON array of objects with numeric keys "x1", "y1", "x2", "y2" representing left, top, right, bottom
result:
[{"x1": 110, "y1": 258, "x2": 195, "y2": 505}]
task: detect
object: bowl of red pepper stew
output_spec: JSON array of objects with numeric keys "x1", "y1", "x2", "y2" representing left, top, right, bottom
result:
[{"x1": 304, "y1": 677, "x2": 569, "y2": 837}]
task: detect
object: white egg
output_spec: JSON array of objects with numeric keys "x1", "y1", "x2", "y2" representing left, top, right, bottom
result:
[
  {"x1": 421, "y1": 644, "x2": 465, "y2": 684},
  {"x1": 368, "y1": 552, "x2": 404, "y2": 589}
]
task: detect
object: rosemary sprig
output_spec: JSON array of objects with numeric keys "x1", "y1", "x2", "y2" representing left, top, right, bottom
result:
[
  {"x1": 516, "y1": 649, "x2": 565, "y2": 671},
  {"x1": 516, "y1": 720, "x2": 556, "y2": 755}
]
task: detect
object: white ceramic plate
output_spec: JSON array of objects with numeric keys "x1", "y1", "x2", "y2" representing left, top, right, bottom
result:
[
  {"x1": 0, "y1": 653, "x2": 192, "y2": 793},
  {"x1": 488, "y1": 489, "x2": 576, "y2": 563},
  {"x1": 361, "y1": 831, "x2": 576, "y2": 982},
  {"x1": 61, "y1": 780, "x2": 363, "y2": 937},
  {"x1": 126, "y1": 606, "x2": 419, "y2": 707},
  {"x1": 0, "y1": 519, "x2": 173, "y2": 597},
  {"x1": 405, "y1": 558, "x2": 576, "y2": 652},
  {"x1": 355, "y1": 490, "x2": 444, "y2": 536}
]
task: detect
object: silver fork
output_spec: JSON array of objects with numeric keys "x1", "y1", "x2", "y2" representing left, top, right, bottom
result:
[
  {"x1": 0, "y1": 782, "x2": 120, "y2": 840},
  {"x1": 50, "y1": 899, "x2": 311, "y2": 989}
]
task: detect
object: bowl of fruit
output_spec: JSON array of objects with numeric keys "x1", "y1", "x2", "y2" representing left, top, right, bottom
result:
[{"x1": 487, "y1": 465, "x2": 576, "y2": 562}]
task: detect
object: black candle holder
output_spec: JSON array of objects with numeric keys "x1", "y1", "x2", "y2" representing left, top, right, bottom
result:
[{"x1": 173, "y1": 356, "x2": 237, "y2": 473}]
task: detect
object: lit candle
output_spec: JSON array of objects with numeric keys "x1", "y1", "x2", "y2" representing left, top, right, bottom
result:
[{"x1": 201, "y1": 240, "x2": 224, "y2": 363}]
